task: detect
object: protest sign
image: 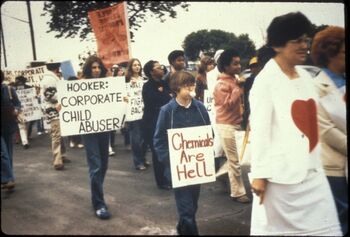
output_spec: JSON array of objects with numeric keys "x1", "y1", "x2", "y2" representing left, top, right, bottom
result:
[
  {"x1": 125, "y1": 81, "x2": 145, "y2": 121},
  {"x1": 60, "y1": 60, "x2": 76, "y2": 80},
  {"x1": 3, "y1": 66, "x2": 48, "y2": 86},
  {"x1": 57, "y1": 77, "x2": 127, "y2": 136},
  {"x1": 16, "y1": 88, "x2": 43, "y2": 122},
  {"x1": 204, "y1": 89, "x2": 216, "y2": 123},
  {"x1": 88, "y1": 2, "x2": 131, "y2": 69},
  {"x1": 167, "y1": 125, "x2": 216, "y2": 188}
]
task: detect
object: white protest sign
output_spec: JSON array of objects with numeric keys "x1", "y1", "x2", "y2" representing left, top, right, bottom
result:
[
  {"x1": 16, "y1": 88, "x2": 43, "y2": 122},
  {"x1": 167, "y1": 125, "x2": 216, "y2": 188},
  {"x1": 204, "y1": 89, "x2": 216, "y2": 125},
  {"x1": 125, "y1": 81, "x2": 145, "y2": 122},
  {"x1": 3, "y1": 66, "x2": 48, "y2": 86},
  {"x1": 57, "y1": 77, "x2": 127, "y2": 136}
]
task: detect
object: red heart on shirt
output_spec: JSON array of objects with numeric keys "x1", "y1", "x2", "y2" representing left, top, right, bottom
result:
[{"x1": 291, "y1": 99, "x2": 318, "y2": 152}]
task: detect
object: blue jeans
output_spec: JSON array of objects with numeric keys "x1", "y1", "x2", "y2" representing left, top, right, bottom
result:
[
  {"x1": 327, "y1": 176, "x2": 348, "y2": 235},
  {"x1": 1, "y1": 135, "x2": 15, "y2": 183},
  {"x1": 129, "y1": 120, "x2": 147, "y2": 168},
  {"x1": 82, "y1": 132, "x2": 110, "y2": 210},
  {"x1": 174, "y1": 184, "x2": 201, "y2": 235}
]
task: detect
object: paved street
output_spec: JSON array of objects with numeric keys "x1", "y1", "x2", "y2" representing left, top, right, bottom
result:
[{"x1": 1, "y1": 129, "x2": 252, "y2": 235}]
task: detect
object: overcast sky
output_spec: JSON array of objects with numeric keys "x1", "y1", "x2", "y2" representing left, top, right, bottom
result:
[{"x1": 0, "y1": 1, "x2": 345, "y2": 72}]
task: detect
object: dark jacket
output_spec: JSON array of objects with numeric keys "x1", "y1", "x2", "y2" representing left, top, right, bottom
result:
[
  {"x1": 1, "y1": 84, "x2": 21, "y2": 135},
  {"x1": 141, "y1": 78, "x2": 172, "y2": 142},
  {"x1": 153, "y1": 98, "x2": 211, "y2": 181}
]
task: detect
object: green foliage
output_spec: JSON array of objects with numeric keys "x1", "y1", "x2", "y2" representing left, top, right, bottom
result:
[
  {"x1": 42, "y1": 1, "x2": 190, "y2": 41},
  {"x1": 182, "y1": 29, "x2": 256, "y2": 66}
]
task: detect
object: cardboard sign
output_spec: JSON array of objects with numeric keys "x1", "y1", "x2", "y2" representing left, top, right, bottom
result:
[
  {"x1": 57, "y1": 77, "x2": 127, "y2": 136},
  {"x1": 16, "y1": 88, "x2": 43, "y2": 122},
  {"x1": 3, "y1": 66, "x2": 49, "y2": 86},
  {"x1": 125, "y1": 81, "x2": 145, "y2": 121},
  {"x1": 167, "y1": 125, "x2": 216, "y2": 188},
  {"x1": 88, "y1": 2, "x2": 130, "y2": 68}
]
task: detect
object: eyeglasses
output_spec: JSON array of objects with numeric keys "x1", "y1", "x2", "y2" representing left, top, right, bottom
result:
[
  {"x1": 153, "y1": 65, "x2": 164, "y2": 70},
  {"x1": 288, "y1": 36, "x2": 312, "y2": 46}
]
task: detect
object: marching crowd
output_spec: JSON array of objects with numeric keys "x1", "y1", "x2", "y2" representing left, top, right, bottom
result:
[{"x1": 1, "y1": 12, "x2": 347, "y2": 236}]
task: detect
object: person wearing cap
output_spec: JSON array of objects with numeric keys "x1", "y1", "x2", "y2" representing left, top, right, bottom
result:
[
  {"x1": 207, "y1": 49, "x2": 224, "y2": 93},
  {"x1": 163, "y1": 50, "x2": 186, "y2": 93},
  {"x1": 241, "y1": 56, "x2": 262, "y2": 130}
]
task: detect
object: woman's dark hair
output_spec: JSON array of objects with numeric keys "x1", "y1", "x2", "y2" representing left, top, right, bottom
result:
[
  {"x1": 169, "y1": 71, "x2": 195, "y2": 94},
  {"x1": 217, "y1": 48, "x2": 240, "y2": 73},
  {"x1": 82, "y1": 55, "x2": 107, "y2": 79},
  {"x1": 143, "y1": 60, "x2": 158, "y2": 79},
  {"x1": 267, "y1": 12, "x2": 312, "y2": 48},
  {"x1": 311, "y1": 26, "x2": 345, "y2": 67},
  {"x1": 125, "y1": 58, "x2": 142, "y2": 82}
]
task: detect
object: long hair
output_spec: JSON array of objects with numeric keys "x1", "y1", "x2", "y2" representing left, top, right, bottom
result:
[
  {"x1": 125, "y1": 58, "x2": 142, "y2": 82},
  {"x1": 82, "y1": 55, "x2": 107, "y2": 79}
]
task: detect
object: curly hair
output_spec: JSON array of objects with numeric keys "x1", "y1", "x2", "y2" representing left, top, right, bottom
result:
[
  {"x1": 311, "y1": 26, "x2": 345, "y2": 67},
  {"x1": 82, "y1": 55, "x2": 107, "y2": 79}
]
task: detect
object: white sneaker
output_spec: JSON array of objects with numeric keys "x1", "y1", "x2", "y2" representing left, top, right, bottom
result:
[
  {"x1": 109, "y1": 150, "x2": 115, "y2": 156},
  {"x1": 77, "y1": 144, "x2": 84, "y2": 148},
  {"x1": 37, "y1": 132, "x2": 43, "y2": 135},
  {"x1": 70, "y1": 141, "x2": 75, "y2": 148}
]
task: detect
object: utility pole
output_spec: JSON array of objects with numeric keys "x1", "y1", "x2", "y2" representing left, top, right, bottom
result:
[
  {"x1": 0, "y1": 16, "x2": 8, "y2": 67},
  {"x1": 26, "y1": 0, "x2": 37, "y2": 60}
]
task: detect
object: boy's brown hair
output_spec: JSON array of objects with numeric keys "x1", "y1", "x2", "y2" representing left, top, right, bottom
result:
[{"x1": 169, "y1": 71, "x2": 195, "y2": 94}]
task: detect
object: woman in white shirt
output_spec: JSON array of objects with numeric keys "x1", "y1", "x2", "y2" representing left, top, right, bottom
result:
[{"x1": 249, "y1": 12, "x2": 341, "y2": 236}]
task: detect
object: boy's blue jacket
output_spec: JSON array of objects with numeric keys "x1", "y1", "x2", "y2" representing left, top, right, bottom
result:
[{"x1": 153, "y1": 98, "x2": 211, "y2": 182}]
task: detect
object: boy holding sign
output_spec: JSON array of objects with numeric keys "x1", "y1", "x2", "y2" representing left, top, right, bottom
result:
[{"x1": 154, "y1": 71, "x2": 212, "y2": 235}]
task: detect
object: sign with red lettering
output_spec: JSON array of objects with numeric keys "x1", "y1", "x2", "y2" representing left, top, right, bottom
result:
[
  {"x1": 167, "y1": 125, "x2": 216, "y2": 188},
  {"x1": 88, "y1": 2, "x2": 131, "y2": 69}
]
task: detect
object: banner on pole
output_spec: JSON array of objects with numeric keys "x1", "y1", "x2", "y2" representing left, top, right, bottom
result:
[
  {"x1": 16, "y1": 88, "x2": 43, "y2": 122},
  {"x1": 167, "y1": 125, "x2": 216, "y2": 188},
  {"x1": 57, "y1": 77, "x2": 127, "y2": 136},
  {"x1": 88, "y1": 2, "x2": 130, "y2": 69},
  {"x1": 125, "y1": 81, "x2": 145, "y2": 122}
]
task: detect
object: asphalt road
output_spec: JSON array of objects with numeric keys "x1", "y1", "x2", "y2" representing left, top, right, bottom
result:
[{"x1": 1, "y1": 129, "x2": 252, "y2": 235}]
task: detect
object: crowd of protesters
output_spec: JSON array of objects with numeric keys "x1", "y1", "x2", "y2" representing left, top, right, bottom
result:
[{"x1": 1, "y1": 11, "x2": 346, "y2": 236}]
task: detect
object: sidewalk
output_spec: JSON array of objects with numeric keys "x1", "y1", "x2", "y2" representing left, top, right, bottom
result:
[{"x1": 1, "y1": 130, "x2": 252, "y2": 235}]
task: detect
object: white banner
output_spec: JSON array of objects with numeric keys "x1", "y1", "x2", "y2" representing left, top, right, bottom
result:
[
  {"x1": 125, "y1": 81, "x2": 145, "y2": 122},
  {"x1": 16, "y1": 88, "x2": 43, "y2": 122},
  {"x1": 4, "y1": 66, "x2": 49, "y2": 87},
  {"x1": 167, "y1": 125, "x2": 216, "y2": 188},
  {"x1": 57, "y1": 77, "x2": 127, "y2": 136}
]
